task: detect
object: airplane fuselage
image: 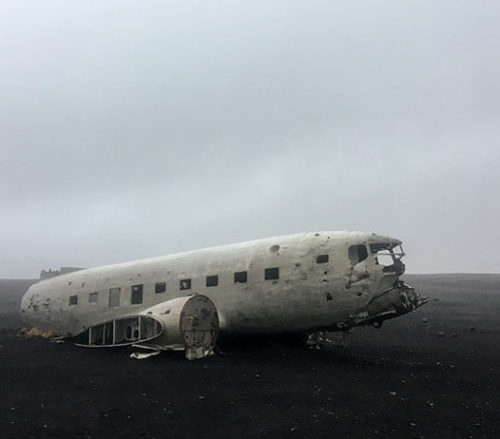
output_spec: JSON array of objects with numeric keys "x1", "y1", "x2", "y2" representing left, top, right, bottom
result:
[{"x1": 21, "y1": 231, "x2": 422, "y2": 334}]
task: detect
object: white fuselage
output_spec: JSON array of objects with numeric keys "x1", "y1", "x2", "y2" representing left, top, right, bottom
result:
[{"x1": 20, "y1": 231, "x2": 411, "y2": 337}]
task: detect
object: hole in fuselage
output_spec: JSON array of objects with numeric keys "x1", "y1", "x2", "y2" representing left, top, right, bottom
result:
[{"x1": 269, "y1": 245, "x2": 280, "y2": 253}]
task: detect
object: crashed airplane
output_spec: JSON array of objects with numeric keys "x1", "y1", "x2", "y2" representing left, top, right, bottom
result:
[{"x1": 20, "y1": 232, "x2": 427, "y2": 359}]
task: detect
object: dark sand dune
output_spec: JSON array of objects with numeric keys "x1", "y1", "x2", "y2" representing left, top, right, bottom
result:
[{"x1": 1, "y1": 274, "x2": 499, "y2": 438}]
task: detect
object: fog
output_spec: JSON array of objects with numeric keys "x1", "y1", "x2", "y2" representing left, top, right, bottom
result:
[{"x1": 1, "y1": 1, "x2": 499, "y2": 277}]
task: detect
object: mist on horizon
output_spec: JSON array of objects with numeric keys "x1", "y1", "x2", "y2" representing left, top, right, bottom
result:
[{"x1": 1, "y1": 1, "x2": 499, "y2": 277}]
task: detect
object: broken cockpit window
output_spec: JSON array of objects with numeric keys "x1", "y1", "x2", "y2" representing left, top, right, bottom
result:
[{"x1": 370, "y1": 243, "x2": 406, "y2": 275}]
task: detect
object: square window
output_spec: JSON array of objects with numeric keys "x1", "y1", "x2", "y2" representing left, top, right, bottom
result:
[
  {"x1": 265, "y1": 267, "x2": 279, "y2": 280},
  {"x1": 349, "y1": 245, "x2": 368, "y2": 264},
  {"x1": 316, "y1": 254, "x2": 329, "y2": 264},
  {"x1": 69, "y1": 295, "x2": 78, "y2": 305},
  {"x1": 155, "y1": 282, "x2": 166, "y2": 294},
  {"x1": 234, "y1": 271, "x2": 247, "y2": 283},
  {"x1": 109, "y1": 287, "x2": 121, "y2": 308},
  {"x1": 180, "y1": 279, "x2": 191, "y2": 290},
  {"x1": 89, "y1": 292, "x2": 99, "y2": 303},
  {"x1": 206, "y1": 275, "x2": 218, "y2": 287},
  {"x1": 131, "y1": 284, "x2": 143, "y2": 304}
]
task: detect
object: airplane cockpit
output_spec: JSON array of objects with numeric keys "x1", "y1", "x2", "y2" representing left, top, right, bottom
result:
[
  {"x1": 346, "y1": 238, "x2": 406, "y2": 283},
  {"x1": 339, "y1": 235, "x2": 427, "y2": 330}
]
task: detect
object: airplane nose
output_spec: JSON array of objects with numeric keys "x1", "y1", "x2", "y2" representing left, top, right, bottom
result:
[{"x1": 367, "y1": 281, "x2": 426, "y2": 317}]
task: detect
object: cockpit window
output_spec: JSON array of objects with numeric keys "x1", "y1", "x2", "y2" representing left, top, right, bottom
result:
[
  {"x1": 370, "y1": 243, "x2": 406, "y2": 275},
  {"x1": 348, "y1": 245, "x2": 368, "y2": 265},
  {"x1": 370, "y1": 243, "x2": 404, "y2": 263},
  {"x1": 371, "y1": 243, "x2": 394, "y2": 265}
]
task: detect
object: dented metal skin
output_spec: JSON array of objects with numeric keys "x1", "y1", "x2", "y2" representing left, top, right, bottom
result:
[{"x1": 20, "y1": 231, "x2": 426, "y2": 356}]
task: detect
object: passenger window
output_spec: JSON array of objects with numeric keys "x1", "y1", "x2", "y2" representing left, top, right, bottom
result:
[
  {"x1": 69, "y1": 295, "x2": 78, "y2": 305},
  {"x1": 265, "y1": 267, "x2": 279, "y2": 280},
  {"x1": 316, "y1": 254, "x2": 329, "y2": 264},
  {"x1": 131, "y1": 284, "x2": 143, "y2": 304},
  {"x1": 348, "y1": 245, "x2": 368, "y2": 265},
  {"x1": 155, "y1": 282, "x2": 166, "y2": 294},
  {"x1": 206, "y1": 275, "x2": 218, "y2": 287},
  {"x1": 108, "y1": 287, "x2": 121, "y2": 307},
  {"x1": 180, "y1": 279, "x2": 191, "y2": 290},
  {"x1": 89, "y1": 292, "x2": 98, "y2": 303},
  {"x1": 234, "y1": 271, "x2": 247, "y2": 283}
]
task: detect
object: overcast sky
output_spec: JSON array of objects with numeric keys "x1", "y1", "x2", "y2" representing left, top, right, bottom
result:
[{"x1": 1, "y1": 1, "x2": 499, "y2": 277}]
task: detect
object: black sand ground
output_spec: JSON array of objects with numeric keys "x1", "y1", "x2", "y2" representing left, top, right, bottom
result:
[{"x1": 1, "y1": 274, "x2": 499, "y2": 438}]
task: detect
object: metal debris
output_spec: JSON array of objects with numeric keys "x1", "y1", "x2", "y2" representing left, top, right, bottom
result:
[{"x1": 130, "y1": 351, "x2": 161, "y2": 360}]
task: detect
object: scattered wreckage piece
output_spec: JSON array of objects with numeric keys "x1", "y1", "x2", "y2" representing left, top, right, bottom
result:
[{"x1": 130, "y1": 351, "x2": 161, "y2": 360}]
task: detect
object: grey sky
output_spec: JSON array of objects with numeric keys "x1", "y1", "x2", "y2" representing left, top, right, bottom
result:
[{"x1": 1, "y1": 0, "x2": 499, "y2": 277}]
